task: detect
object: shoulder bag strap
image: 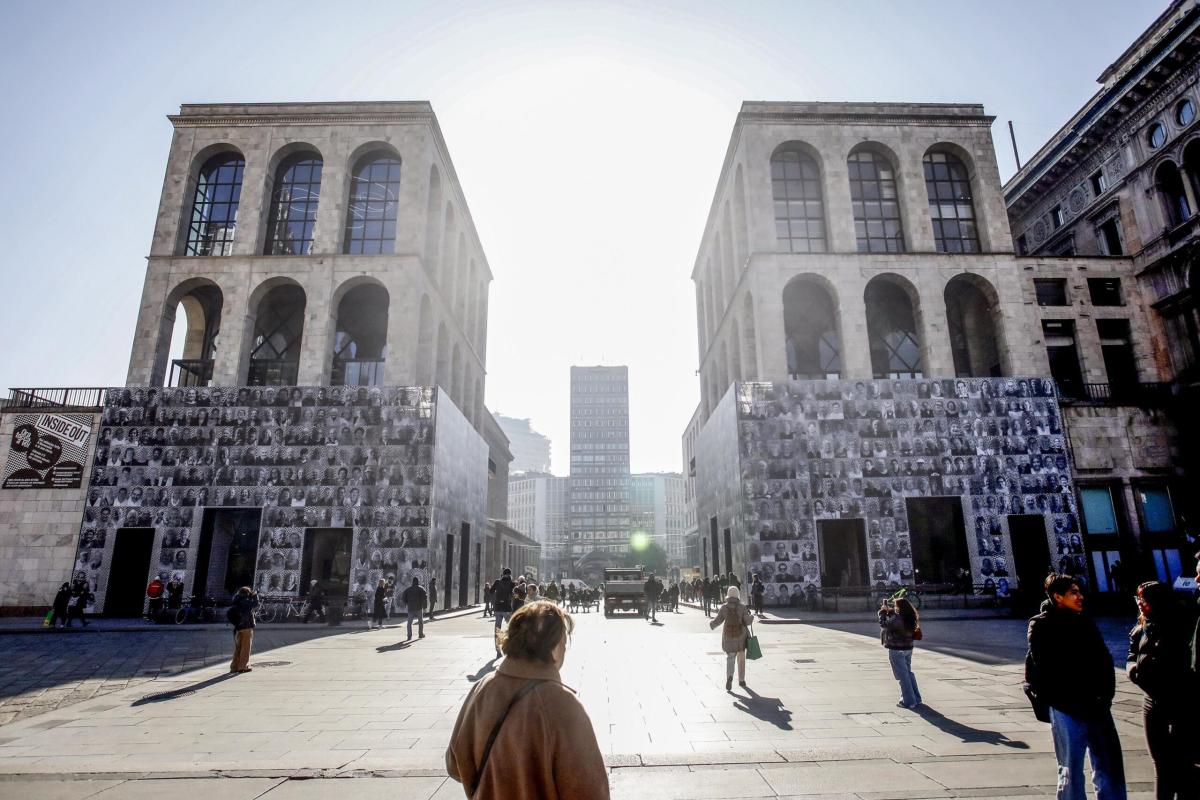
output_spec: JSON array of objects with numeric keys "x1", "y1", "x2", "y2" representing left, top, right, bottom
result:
[{"x1": 471, "y1": 679, "x2": 545, "y2": 798}]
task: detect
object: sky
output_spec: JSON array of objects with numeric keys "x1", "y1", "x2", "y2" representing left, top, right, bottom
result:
[{"x1": 0, "y1": 0, "x2": 1167, "y2": 475}]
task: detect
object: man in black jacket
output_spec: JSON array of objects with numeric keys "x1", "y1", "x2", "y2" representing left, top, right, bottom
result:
[
  {"x1": 228, "y1": 587, "x2": 259, "y2": 673},
  {"x1": 1026, "y1": 573, "x2": 1125, "y2": 800},
  {"x1": 644, "y1": 573, "x2": 662, "y2": 623},
  {"x1": 492, "y1": 568, "x2": 515, "y2": 658}
]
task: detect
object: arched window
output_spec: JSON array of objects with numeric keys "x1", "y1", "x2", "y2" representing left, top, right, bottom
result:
[
  {"x1": 248, "y1": 285, "x2": 305, "y2": 386},
  {"x1": 783, "y1": 277, "x2": 841, "y2": 379},
  {"x1": 924, "y1": 151, "x2": 979, "y2": 253},
  {"x1": 1184, "y1": 141, "x2": 1200, "y2": 212},
  {"x1": 344, "y1": 153, "x2": 401, "y2": 254},
  {"x1": 771, "y1": 147, "x2": 826, "y2": 252},
  {"x1": 848, "y1": 150, "x2": 904, "y2": 253},
  {"x1": 1156, "y1": 161, "x2": 1191, "y2": 228},
  {"x1": 331, "y1": 284, "x2": 389, "y2": 386},
  {"x1": 185, "y1": 153, "x2": 244, "y2": 256},
  {"x1": 945, "y1": 275, "x2": 1005, "y2": 377},
  {"x1": 864, "y1": 278, "x2": 922, "y2": 378},
  {"x1": 265, "y1": 154, "x2": 322, "y2": 255},
  {"x1": 164, "y1": 281, "x2": 222, "y2": 387}
]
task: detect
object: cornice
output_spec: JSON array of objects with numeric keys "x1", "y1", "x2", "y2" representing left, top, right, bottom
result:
[
  {"x1": 169, "y1": 112, "x2": 435, "y2": 128},
  {"x1": 748, "y1": 112, "x2": 994, "y2": 128}
]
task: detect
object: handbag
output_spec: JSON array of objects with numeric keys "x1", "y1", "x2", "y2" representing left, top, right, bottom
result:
[
  {"x1": 912, "y1": 624, "x2": 923, "y2": 641},
  {"x1": 746, "y1": 622, "x2": 763, "y2": 660}
]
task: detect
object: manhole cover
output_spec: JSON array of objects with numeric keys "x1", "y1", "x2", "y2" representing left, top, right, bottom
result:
[
  {"x1": 138, "y1": 689, "x2": 196, "y2": 703},
  {"x1": 251, "y1": 661, "x2": 291, "y2": 668},
  {"x1": 791, "y1": 659, "x2": 816, "y2": 664}
]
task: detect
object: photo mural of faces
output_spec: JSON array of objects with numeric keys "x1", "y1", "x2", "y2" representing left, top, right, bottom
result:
[
  {"x1": 732, "y1": 378, "x2": 1081, "y2": 606},
  {"x1": 75, "y1": 385, "x2": 440, "y2": 612}
]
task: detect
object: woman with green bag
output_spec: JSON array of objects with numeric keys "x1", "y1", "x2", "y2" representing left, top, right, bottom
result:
[{"x1": 710, "y1": 585, "x2": 756, "y2": 691}]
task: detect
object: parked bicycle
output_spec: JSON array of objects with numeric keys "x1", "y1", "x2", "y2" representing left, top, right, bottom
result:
[{"x1": 256, "y1": 595, "x2": 307, "y2": 623}]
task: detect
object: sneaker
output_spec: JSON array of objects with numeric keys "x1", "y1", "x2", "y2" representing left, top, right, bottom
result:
[
  {"x1": 419, "y1": 633, "x2": 425, "y2": 638},
  {"x1": 739, "y1": 681, "x2": 747, "y2": 688},
  {"x1": 725, "y1": 677, "x2": 732, "y2": 691}
]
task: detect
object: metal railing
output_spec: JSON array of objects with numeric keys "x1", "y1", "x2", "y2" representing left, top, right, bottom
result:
[
  {"x1": 330, "y1": 359, "x2": 385, "y2": 387},
  {"x1": 1065, "y1": 382, "x2": 1174, "y2": 406},
  {"x1": 246, "y1": 359, "x2": 299, "y2": 387},
  {"x1": 5, "y1": 387, "x2": 107, "y2": 410},
  {"x1": 169, "y1": 359, "x2": 214, "y2": 387}
]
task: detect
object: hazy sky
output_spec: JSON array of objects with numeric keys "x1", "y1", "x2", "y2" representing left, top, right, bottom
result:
[{"x1": 0, "y1": 1, "x2": 1165, "y2": 474}]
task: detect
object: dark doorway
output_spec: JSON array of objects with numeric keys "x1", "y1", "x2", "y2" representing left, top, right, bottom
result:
[
  {"x1": 1009, "y1": 514, "x2": 1052, "y2": 595},
  {"x1": 194, "y1": 509, "x2": 261, "y2": 600},
  {"x1": 301, "y1": 528, "x2": 353, "y2": 598},
  {"x1": 702, "y1": 538, "x2": 709, "y2": 579},
  {"x1": 818, "y1": 519, "x2": 868, "y2": 587},
  {"x1": 906, "y1": 497, "x2": 969, "y2": 584},
  {"x1": 444, "y1": 533, "x2": 455, "y2": 611},
  {"x1": 458, "y1": 524, "x2": 471, "y2": 607},
  {"x1": 474, "y1": 540, "x2": 482, "y2": 604},
  {"x1": 723, "y1": 528, "x2": 733, "y2": 576},
  {"x1": 709, "y1": 517, "x2": 720, "y2": 578},
  {"x1": 105, "y1": 528, "x2": 155, "y2": 616}
]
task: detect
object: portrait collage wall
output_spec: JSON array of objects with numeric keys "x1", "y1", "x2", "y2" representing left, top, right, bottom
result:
[
  {"x1": 72, "y1": 385, "x2": 482, "y2": 613},
  {"x1": 697, "y1": 378, "x2": 1084, "y2": 607}
]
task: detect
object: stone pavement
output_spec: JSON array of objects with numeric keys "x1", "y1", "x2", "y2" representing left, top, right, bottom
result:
[{"x1": 0, "y1": 606, "x2": 1154, "y2": 799}]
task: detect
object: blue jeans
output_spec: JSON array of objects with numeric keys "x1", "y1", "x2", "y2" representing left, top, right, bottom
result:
[
  {"x1": 888, "y1": 648, "x2": 922, "y2": 707},
  {"x1": 406, "y1": 609, "x2": 424, "y2": 639},
  {"x1": 1049, "y1": 708, "x2": 1126, "y2": 800}
]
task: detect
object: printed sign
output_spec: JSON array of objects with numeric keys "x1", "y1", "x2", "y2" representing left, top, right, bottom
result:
[{"x1": 3, "y1": 413, "x2": 94, "y2": 489}]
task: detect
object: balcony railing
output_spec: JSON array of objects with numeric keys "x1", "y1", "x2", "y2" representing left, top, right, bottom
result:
[
  {"x1": 787, "y1": 373, "x2": 842, "y2": 381},
  {"x1": 331, "y1": 359, "x2": 385, "y2": 387},
  {"x1": 246, "y1": 359, "x2": 299, "y2": 387},
  {"x1": 1062, "y1": 382, "x2": 1175, "y2": 406},
  {"x1": 169, "y1": 359, "x2": 214, "y2": 387},
  {"x1": 5, "y1": 387, "x2": 107, "y2": 410}
]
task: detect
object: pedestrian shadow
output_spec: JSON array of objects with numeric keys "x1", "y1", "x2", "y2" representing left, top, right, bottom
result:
[
  {"x1": 130, "y1": 672, "x2": 237, "y2": 706},
  {"x1": 467, "y1": 658, "x2": 498, "y2": 683},
  {"x1": 732, "y1": 687, "x2": 793, "y2": 730},
  {"x1": 913, "y1": 705, "x2": 1029, "y2": 748},
  {"x1": 376, "y1": 640, "x2": 415, "y2": 653}
]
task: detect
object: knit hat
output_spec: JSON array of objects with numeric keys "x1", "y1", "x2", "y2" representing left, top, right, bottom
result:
[{"x1": 726, "y1": 586, "x2": 740, "y2": 600}]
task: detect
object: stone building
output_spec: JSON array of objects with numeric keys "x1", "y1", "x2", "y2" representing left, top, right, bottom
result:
[
  {"x1": 506, "y1": 471, "x2": 571, "y2": 577},
  {"x1": 1004, "y1": 0, "x2": 1198, "y2": 588},
  {"x1": 686, "y1": 99, "x2": 1189, "y2": 604},
  {"x1": 1, "y1": 102, "x2": 500, "y2": 615},
  {"x1": 494, "y1": 415, "x2": 552, "y2": 474},
  {"x1": 630, "y1": 472, "x2": 687, "y2": 570}
]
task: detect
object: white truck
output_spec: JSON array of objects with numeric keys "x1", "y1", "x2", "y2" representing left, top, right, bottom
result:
[{"x1": 603, "y1": 567, "x2": 647, "y2": 617}]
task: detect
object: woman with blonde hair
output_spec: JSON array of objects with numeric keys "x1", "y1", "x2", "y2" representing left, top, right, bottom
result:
[
  {"x1": 879, "y1": 594, "x2": 922, "y2": 708},
  {"x1": 710, "y1": 585, "x2": 755, "y2": 691},
  {"x1": 447, "y1": 601, "x2": 608, "y2": 799}
]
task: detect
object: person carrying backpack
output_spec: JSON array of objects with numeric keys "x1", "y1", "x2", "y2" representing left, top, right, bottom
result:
[
  {"x1": 710, "y1": 586, "x2": 754, "y2": 691},
  {"x1": 227, "y1": 587, "x2": 259, "y2": 673}
]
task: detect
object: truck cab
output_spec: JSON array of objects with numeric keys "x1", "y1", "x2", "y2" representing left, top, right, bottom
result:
[{"x1": 603, "y1": 566, "x2": 646, "y2": 617}]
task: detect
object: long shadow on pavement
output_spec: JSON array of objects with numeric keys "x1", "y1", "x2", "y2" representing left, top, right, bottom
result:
[
  {"x1": 913, "y1": 704, "x2": 1030, "y2": 748},
  {"x1": 467, "y1": 658, "x2": 499, "y2": 683},
  {"x1": 732, "y1": 687, "x2": 793, "y2": 730},
  {"x1": 130, "y1": 672, "x2": 238, "y2": 706},
  {"x1": 376, "y1": 640, "x2": 416, "y2": 653}
]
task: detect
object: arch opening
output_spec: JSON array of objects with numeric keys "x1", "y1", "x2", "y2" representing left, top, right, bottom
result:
[
  {"x1": 185, "y1": 152, "x2": 245, "y2": 256},
  {"x1": 924, "y1": 150, "x2": 979, "y2": 253},
  {"x1": 331, "y1": 283, "x2": 389, "y2": 386},
  {"x1": 165, "y1": 282, "x2": 223, "y2": 386},
  {"x1": 264, "y1": 153, "x2": 323, "y2": 255},
  {"x1": 945, "y1": 275, "x2": 1004, "y2": 377},
  {"x1": 783, "y1": 278, "x2": 841, "y2": 379},
  {"x1": 1156, "y1": 161, "x2": 1191, "y2": 228},
  {"x1": 849, "y1": 148, "x2": 904, "y2": 253},
  {"x1": 771, "y1": 146, "x2": 826, "y2": 253},
  {"x1": 247, "y1": 284, "x2": 306, "y2": 386},
  {"x1": 344, "y1": 152, "x2": 401, "y2": 254},
  {"x1": 864, "y1": 278, "x2": 922, "y2": 378}
]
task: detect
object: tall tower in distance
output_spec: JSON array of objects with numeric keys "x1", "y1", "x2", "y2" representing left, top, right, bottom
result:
[{"x1": 569, "y1": 366, "x2": 631, "y2": 581}]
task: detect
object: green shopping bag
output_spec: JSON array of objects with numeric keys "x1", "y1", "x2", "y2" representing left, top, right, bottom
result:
[
  {"x1": 746, "y1": 627, "x2": 763, "y2": 660},
  {"x1": 42, "y1": 610, "x2": 54, "y2": 627}
]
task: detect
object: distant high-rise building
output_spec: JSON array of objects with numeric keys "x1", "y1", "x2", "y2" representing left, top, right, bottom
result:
[
  {"x1": 631, "y1": 472, "x2": 687, "y2": 571},
  {"x1": 495, "y1": 415, "x2": 552, "y2": 474},
  {"x1": 569, "y1": 366, "x2": 631, "y2": 580},
  {"x1": 506, "y1": 472, "x2": 571, "y2": 577}
]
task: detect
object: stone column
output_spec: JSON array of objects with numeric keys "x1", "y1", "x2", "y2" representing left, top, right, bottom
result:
[
  {"x1": 297, "y1": 280, "x2": 334, "y2": 386},
  {"x1": 212, "y1": 284, "x2": 251, "y2": 386}
]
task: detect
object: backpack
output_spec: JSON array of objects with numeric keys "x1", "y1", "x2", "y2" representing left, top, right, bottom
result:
[
  {"x1": 226, "y1": 606, "x2": 242, "y2": 626},
  {"x1": 722, "y1": 603, "x2": 747, "y2": 638}
]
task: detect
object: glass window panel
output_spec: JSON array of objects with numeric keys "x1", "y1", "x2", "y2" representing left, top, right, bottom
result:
[
  {"x1": 1152, "y1": 549, "x2": 1183, "y2": 583},
  {"x1": 1138, "y1": 487, "x2": 1175, "y2": 533},
  {"x1": 1081, "y1": 487, "x2": 1118, "y2": 534}
]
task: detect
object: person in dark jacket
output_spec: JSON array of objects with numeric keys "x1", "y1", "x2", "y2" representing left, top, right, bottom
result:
[
  {"x1": 428, "y1": 576, "x2": 438, "y2": 620},
  {"x1": 228, "y1": 587, "x2": 259, "y2": 673},
  {"x1": 401, "y1": 577, "x2": 427, "y2": 641},
  {"x1": 492, "y1": 568, "x2": 516, "y2": 656},
  {"x1": 643, "y1": 574, "x2": 662, "y2": 623},
  {"x1": 482, "y1": 581, "x2": 494, "y2": 618},
  {"x1": 1027, "y1": 573, "x2": 1125, "y2": 800},
  {"x1": 50, "y1": 583, "x2": 71, "y2": 629},
  {"x1": 303, "y1": 580, "x2": 325, "y2": 623},
  {"x1": 701, "y1": 577, "x2": 713, "y2": 617},
  {"x1": 67, "y1": 578, "x2": 91, "y2": 627},
  {"x1": 369, "y1": 578, "x2": 388, "y2": 629},
  {"x1": 1126, "y1": 581, "x2": 1198, "y2": 800},
  {"x1": 879, "y1": 595, "x2": 922, "y2": 708},
  {"x1": 751, "y1": 575, "x2": 766, "y2": 618}
]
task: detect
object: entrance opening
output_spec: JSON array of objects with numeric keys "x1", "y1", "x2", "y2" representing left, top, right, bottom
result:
[
  {"x1": 445, "y1": 533, "x2": 455, "y2": 611},
  {"x1": 709, "y1": 518, "x2": 720, "y2": 578},
  {"x1": 474, "y1": 540, "x2": 482, "y2": 604},
  {"x1": 105, "y1": 528, "x2": 155, "y2": 616},
  {"x1": 459, "y1": 524, "x2": 471, "y2": 607},
  {"x1": 702, "y1": 538, "x2": 709, "y2": 579},
  {"x1": 906, "y1": 497, "x2": 969, "y2": 584},
  {"x1": 301, "y1": 528, "x2": 353, "y2": 598},
  {"x1": 194, "y1": 509, "x2": 261, "y2": 600},
  {"x1": 818, "y1": 519, "x2": 868, "y2": 587},
  {"x1": 1009, "y1": 514, "x2": 1052, "y2": 595},
  {"x1": 723, "y1": 528, "x2": 733, "y2": 576}
]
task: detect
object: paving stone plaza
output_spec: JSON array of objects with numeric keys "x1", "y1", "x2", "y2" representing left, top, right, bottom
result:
[{"x1": 0, "y1": 608, "x2": 1155, "y2": 799}]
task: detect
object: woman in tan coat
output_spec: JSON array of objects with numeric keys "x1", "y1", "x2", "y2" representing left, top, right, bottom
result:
[
  {"x1": 710, "y1": 585, "x2": 755, "y2": 691},
  {"x1": 446, "y1": 601, "x2": 609, "y2": 800}
]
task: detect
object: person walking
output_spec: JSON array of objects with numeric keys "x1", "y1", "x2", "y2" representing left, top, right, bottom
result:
[
  {"x1": 644, "y1": 573, "x2": 662, "y2": 623},
  {"x1": 710, "y1": 586, "x2": 754, "y2": 691},
  {"x1": 482, "y1": 580, "x2": 494, "y2": 618},
  {"x1": 446, "y1": 602, "x2": 609, "y2": 800},
  {"x1": 669, "y1": 581, "x2": 680, "y2": 612},
  {"x1": 701, "y1": 577, "x2": 712, "y2": 617},
  {"x1": 50, "y1": 582, "x2": 71, "y2": 629},
  {"x1": 879, "y1": 595, "x2": 922, "y2": 708},
  {"x1": 1126, "y1": 581, "x2": 1198, "y2": 800},
  {"x1": 303, "y1": 580, "x2": 325, "y2": 623},
  {"x1": 428, "y1": 576, "x2": 439, "y2": 620},
  {"x1": 67, "y1": 578, "x2": 91, "y2": 627},
  {"x1": 228, "y1": 586, "x2": 259, "y2": 673},
  {"x1": 751, "y1": 574, "x2": 766, "y2": 618},
  {"x1": 1026, "y1": 573, "x2": 1126, "y2": 800},
  {"x1": 401, "y1": 577, "x2": 427, "y2": 640},
  {"x1": 492, "y1": 568, "x2": 516, "y2": 659},
  {"x1": 368, "y1": 578, "x2": 388, "y2": 629}
]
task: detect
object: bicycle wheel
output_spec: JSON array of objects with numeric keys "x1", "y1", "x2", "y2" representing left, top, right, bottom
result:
[
  {"x1": 258, "y1": 605, "x2": 277, "y2": 624},
  {"x1": 908, "y1": 592, "x2": 922, "y2": 610}
]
